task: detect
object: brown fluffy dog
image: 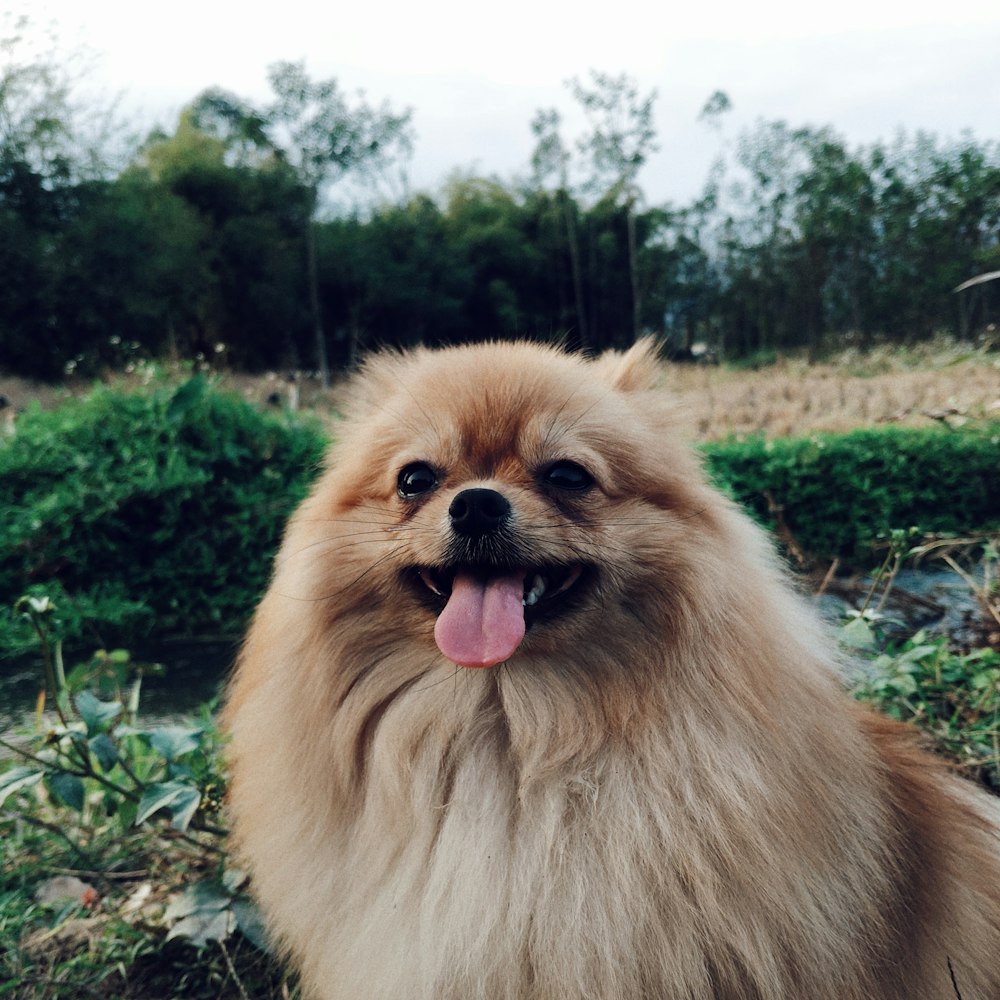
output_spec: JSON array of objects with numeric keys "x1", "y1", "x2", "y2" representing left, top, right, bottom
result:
[{"x1": 225, "y1": 341, "x2": 1000, "y2": 1000}]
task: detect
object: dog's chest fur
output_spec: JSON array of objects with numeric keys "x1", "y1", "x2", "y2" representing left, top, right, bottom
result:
[{"x1": 237, "y1": 677, "x2": 922, "y2": 1000}]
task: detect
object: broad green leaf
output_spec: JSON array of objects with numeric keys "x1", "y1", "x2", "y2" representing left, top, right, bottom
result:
[
  {"x1": 148, "y1": 726, "x2": 202, "y2": 762},
  {"x1": 164, "y1": 881, "x2": 238, "y2": 947},
  {"x1": 168, "y1": 786, "x2": 202, "y2": 832},
  {"x1": 222, "y1": 867, "x2": 248, "y2": 893},
  {"x1": 75, "y1": 691, "x2": 122, "y2": 735},
  {"x1": 232, "y1": 898, "x2": 270, "y2": 952},
  {"x1": 166, "y1": 909, "x2": 235, "y2": 948},
  {"x1": 165, "y1": 880, "x2": 231, "y2": 921},
  {"x1": 46, "y1": 772, "x2": 85, "y2": 811},
  {"x1": 89, "y1": 733, "x2": 119, "y2": 771},
  {"x1": 891, "y1": 674, "x2": 919, "y2": 697},
  {"x1": 896, "y1": 644, "x2": 941, "y2": 665},
  {"x1": 839, "y1": 616, "x2": 875, "y2": 650},
  {"x1": 0, "y1": 767, "x2": 44, "y2": 806},
  {"x1": 135, "y1": 781, "x2": 189, "y2": 825},
  {"x1": 135, "y1": 780, "x2": 201, "y2": 831}
]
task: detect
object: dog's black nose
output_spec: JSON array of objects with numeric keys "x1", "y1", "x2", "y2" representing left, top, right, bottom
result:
[{"x1": 448, "y1": 488, "x2": 511, "y2": 538}]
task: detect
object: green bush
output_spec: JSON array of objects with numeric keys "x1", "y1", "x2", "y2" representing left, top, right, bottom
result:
[
  {"x1": 0, "y1": 606, "x2": 294, "y2": 999},
  {"x1": 849, "y1": 625, "x2": 1000, "y2": 791},
  {"x1": 3, "y1": 380, "x2": 998, "y2": 662},
  {"x1": 703, "y1": 425, "x2": 1000, "y2": 561},
  {"x1": 0, "y1": 377, "x2": 327, "y2": 661}
]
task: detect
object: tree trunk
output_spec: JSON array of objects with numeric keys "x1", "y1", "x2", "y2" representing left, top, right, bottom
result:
[
  {"x1": 626, "y1": 194, "x2": 641, "y2": 342},
  {"x1": 305, "y1": 216, "x2": 330, "y2": 389},
  {"x1": 561, "y1": 191, "x2": 589, "y2": 350}
]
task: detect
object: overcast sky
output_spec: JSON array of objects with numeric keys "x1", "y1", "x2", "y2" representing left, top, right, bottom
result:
[{"x1": 8, "y1": 0, "x2": 1000, "y2": 206}]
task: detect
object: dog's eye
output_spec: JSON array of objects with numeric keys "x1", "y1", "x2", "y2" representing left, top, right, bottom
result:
[
  {"x1": 397, "y1": 462, "x2": 437, "y2": 499},
  {"x1": 543, "y1": 461, "x2": 594, "y2": 492}
]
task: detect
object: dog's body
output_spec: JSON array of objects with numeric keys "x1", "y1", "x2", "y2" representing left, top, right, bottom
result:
[{"x1": 225, "y1": 341, "x2": 1000, "y2": 999}]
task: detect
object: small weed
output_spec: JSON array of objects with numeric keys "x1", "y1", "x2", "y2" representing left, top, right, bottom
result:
[
  {"x1": 845, "y1": 541, "x2": 1000, "y2": 791},
  {"x1": 1, "y1": 594, "x2": 297, "y2": 999},
  {"x1": 851, "y1": 627, "x2": 1000, "y2": 790}
]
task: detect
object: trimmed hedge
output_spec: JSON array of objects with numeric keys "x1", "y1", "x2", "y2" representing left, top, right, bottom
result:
[
  {"x1": 703, "y1": 425, "x2": 1000, "y2": 561},
  {"x1": 2, "y1": 378, "x2": 998, "y2": 662},
  {"x1": 1, "y1": 377, "x2": 327, "y2": 659}
]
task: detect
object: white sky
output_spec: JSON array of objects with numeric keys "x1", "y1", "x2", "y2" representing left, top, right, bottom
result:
[{"x1": 8, "y1": 0, "x2": 1000, "y2": 205}]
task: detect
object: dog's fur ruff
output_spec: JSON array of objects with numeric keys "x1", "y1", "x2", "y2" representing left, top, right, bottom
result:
[{"x1": 225, "y1": 340, "x2": 1000, "y2": 1000}]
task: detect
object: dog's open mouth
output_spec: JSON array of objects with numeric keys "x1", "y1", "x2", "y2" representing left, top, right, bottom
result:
[
  {"x1": 417, "y1": 564, "x2": 584, "y2": 608},
  {"x1": 413, "y1": 564, "x2": 585, "y2": 668}
]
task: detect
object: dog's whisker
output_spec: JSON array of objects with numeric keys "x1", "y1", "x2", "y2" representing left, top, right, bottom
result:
[{"x1": 274, "y1": 549, "x2": 403, "y2": 603}]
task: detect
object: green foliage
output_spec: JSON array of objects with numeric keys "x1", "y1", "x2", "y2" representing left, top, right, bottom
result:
[
  {"x1": 2, "y1": 382, "x2": 998, "y2": 661},
  {"x1": 703, "y1": 424, "x2": 1000, "y2": 561},
  {"x1": 0, "y1": 605, "x2": 295, "y2": 998},
  {"x1": 852, "y1": 627, "x2": 1000, "y2": 790},
  {"x1": 0, "y1": 377, "x2": 326, "y2": 659},
  {"x1": 2, "y1": 23, "x2": 1000, "y2": 372},
  {"x1": 2, "y1": 593, "x2": 224, "y2": 835}
]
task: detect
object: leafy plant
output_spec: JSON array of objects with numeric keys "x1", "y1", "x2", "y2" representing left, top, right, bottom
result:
[
  {"x1": 0, "y1": 592, "x2": 292, "y2": 998},
  {"x1": 851, "y1": 625, "x2": 1000, "y2": 791},
  {"x1": 0, "y1": 375, "x2": 327, "y2": 660},
  {"x1": 703, "y1": 424, "x2": 1000, "y2": 562},
  {"x1": 2, "y1": 592, "x2": 226, "y2": 850}
]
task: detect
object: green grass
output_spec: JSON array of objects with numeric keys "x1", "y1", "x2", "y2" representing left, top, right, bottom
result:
[
  {"x1": 851, "y1": 628, "x2": 1000, "y2": 791},
  {"x1": 0, "y1": 813, "x2": 296, "y2": 999}
]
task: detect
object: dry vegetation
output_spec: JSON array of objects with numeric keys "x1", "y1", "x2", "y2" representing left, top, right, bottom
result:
[
  {"x1": 667, "y1": 343, "x2": 1000, "y2": 441},
  {"x1": 2, "y1": 339, "x2": 999, "y2": 443}
]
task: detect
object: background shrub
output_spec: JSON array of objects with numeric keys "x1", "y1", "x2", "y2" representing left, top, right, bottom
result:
[
  {"x1": 703, "y1": 425, "x2": 1000, "y2": 560},
  {"x1": 0, "y1": 377, "x2": 326, "y2": 660},
  {"x1": 3, "y1": 380, "x2": 998, "y2": 665}
]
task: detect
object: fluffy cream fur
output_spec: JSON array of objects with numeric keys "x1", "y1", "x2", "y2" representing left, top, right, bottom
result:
[{"x1": 225, "y1": 341, "x2": 1000, "y2": 999}]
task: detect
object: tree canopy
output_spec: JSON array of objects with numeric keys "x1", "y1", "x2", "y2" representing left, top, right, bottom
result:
[{"x1": 1, "y1": 41, "x2": 998, "y2": 380}]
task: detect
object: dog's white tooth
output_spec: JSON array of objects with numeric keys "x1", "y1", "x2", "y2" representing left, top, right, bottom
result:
[
  {"x1": 523, "y1": 574, "x2": 547, "y2": 607},
  {"x1": 420, "y1": 569, "x2": 445, "y2": 596}
]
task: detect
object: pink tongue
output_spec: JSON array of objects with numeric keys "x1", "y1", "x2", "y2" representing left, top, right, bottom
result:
[{"x1": 434, "y1": 572, "x2": 526, "y2": 668}]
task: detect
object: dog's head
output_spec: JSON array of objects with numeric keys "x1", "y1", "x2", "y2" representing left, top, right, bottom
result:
[{"x1": 291, "y1": 339, "x2": 733, "y2": 674}]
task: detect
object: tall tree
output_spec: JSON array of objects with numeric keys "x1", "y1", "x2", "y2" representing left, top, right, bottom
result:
[
  {"x1": 1, "y1": 16, "x2": 80, "y2": 187},
  {"x1": 191, "y1": 61, "x2": 413, "y2": 380},
  {"x1": 569, "y1": 71, "x2": 658, "y2": 343},
  {"x1": 529, "y1": 108, "x2": 588, "y2": 347},
  {"x1": 132, "y1": 109, "x2": 312, "y2": 368}
]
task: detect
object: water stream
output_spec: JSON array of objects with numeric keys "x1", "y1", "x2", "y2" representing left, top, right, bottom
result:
[{"x1": 1, "y1": 639, "x2": 237, "y2": 739}]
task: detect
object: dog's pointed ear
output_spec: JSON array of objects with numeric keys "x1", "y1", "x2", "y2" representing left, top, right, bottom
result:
[
  {"x1": 338, "y1": 348, "x2": 413, "y2": 422},
  {"x1": 591, "y1": 337, "x2": 663, "y2": 392}
]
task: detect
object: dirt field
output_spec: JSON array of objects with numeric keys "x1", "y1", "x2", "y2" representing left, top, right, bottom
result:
[{"x1": 2, "y1": 341, "x2": 998, "y2": 442}]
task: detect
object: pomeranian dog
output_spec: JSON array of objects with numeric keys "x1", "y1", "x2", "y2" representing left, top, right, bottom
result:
[{"x1": 225, "y1": 340, "x2": 1000, "y2": 1000}]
